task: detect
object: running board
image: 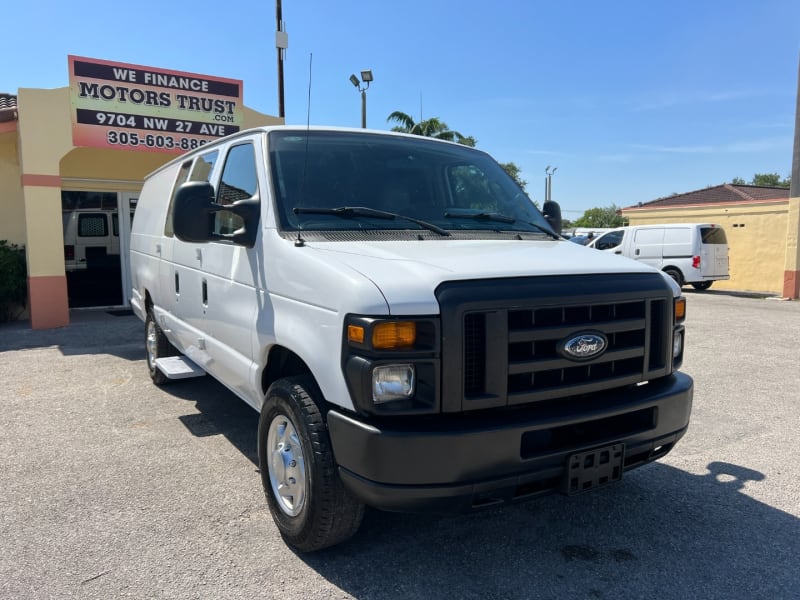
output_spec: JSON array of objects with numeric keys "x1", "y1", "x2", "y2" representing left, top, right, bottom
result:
[{"x1": 155, "y1": 356, "x2": 206, "y2": 379}]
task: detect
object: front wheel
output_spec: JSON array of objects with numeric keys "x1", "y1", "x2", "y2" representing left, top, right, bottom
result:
[
  {"x1": 691, "y1": 281, "x2": 713, "y2": 291},
  {"x1": 258, "y1": 376, "x2": 364, "y2": 552},
  {"x1": 145, "y1": 310, "x2": 177, "y2": 385}
]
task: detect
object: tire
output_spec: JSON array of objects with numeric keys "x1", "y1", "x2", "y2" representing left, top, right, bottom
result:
[
  {"x1": 664, "y1": 268, "x2": 683, "y2": 286},
  {"x1": 258, "y1": 376, "x2": 365, "y2": 552},
  {"x1": 145, "y1": 309, "x2": 177, "y2": 385},
  {"x1": 692, "y1": 281, "x2": 713, "y2": 291}
]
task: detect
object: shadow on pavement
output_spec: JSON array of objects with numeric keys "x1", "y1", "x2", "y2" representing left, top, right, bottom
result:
[
  {"x1": 0, "y1": 311, "x2": 142, "y2": 360},
  {"x1": 166, "y1": 377, "x2": 798, "y2": 599}
]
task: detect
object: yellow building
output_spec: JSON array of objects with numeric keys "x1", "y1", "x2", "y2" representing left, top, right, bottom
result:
[
  {"x1": 1, "y1": 56, "x2": 282, "y2": 329},
  {"x1": 621, "y1": 184, "x2": 798, "y2": 297}
]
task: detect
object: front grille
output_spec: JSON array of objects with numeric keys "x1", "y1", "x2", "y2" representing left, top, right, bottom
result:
[{"x1": 436, "y1": 274, "x2": 673, "y2": 413}]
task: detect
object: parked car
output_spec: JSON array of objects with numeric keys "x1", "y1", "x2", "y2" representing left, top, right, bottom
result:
[{"x1": 589, "y1": 223, "x2": 729, "y2": 290}]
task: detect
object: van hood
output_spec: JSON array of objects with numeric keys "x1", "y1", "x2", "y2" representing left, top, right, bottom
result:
[{"x1": 307, "y1": 238, "x2": 661, "y2": 314}]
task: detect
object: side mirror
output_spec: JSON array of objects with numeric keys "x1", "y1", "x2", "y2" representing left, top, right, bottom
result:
[
  {"x1": 542, "y1": 200, "x2": 562, "y2": 236},
  {"x1": 173, "y1": 181, "x2": 260, "y2": 248},
  {"x1": 173, "y1": 181, "x2": 217, "y2": 244}
]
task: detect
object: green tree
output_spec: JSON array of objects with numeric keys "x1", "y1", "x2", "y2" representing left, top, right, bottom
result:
[
  {"x1": 387, "y1": 111, "x2": 472, "y2": 145},
  {"x1": 732, "y1": 173, "x2": 790, "y2": 188},
  {"x1": 0, "y1": 241, "x2": 27, "y2": 322},
  {"x1": 572, "y1": 205, "x2": 627, "y2": 228}
]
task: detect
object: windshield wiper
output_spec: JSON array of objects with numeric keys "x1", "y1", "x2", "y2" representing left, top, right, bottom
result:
[
  {"x1": 293, "y1": 206, "x2": 450, "y2": 236},
  {"x1": 443, "y1": 209, "x2": 559, "y2": 239},
  {"x1": 525, "y1": 221, "x2": 560, "y2": 239},
  {"x1": 444, "y1": 210, "x2": 516, "y2": 224}
]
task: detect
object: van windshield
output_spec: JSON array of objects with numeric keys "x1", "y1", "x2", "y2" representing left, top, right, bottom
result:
[
  {"x1": 268, "y1": 130, "x2": 555, "y2": 237},
  {"x1": 700, "y1": 227, "x2": 727, "y2": 244}
]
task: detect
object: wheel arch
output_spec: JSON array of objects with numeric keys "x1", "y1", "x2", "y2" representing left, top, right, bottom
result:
[{"x1": 261, "y1": 346, "x2": 316, "y2": 399}]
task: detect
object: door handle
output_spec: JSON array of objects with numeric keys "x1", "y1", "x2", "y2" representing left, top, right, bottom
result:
[
  {"x1": 202, "y1": 279, "x2": 208, "y2": 306},
  {"x1": 635, "y1": 249, "x2": 640, "y2": 256},
  {"x1": 614, "y1": 251, "x2": 622, "y2": 255}
]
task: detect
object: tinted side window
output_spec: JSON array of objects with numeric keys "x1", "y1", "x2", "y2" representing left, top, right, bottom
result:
[
  {"x1": 164, "y1": 161, "x2": 193, "y2": 237},
  {"x1": 78, "y1": 214, "x2": 108, "y2": 237},
  {"x1": 215, "y1": 143, "x2": 259, "y2": 236},
  {"x1": 595, "y1": 230, "x2": 623, "y2": 250},
  {"x1": 701, "y1": 227, "x2": 727, "y2": 244},
  {"x1": 190, "y1": 151, "x2": 219, "y2": 183}
]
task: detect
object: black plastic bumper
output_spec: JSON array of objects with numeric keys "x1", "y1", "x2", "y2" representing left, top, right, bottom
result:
[{"x1": 327, "y1": 372, "x2": 693, "y2": 513}]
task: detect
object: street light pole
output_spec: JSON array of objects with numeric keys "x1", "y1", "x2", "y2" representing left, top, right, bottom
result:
[
  {"x1": 545, "y1": 166, "x2": 557, "y2": 201},
  {"x1": 349, "y1": 70, "x2": 373, "y2": 128},
  {"x1": 361, "y1": 88, "x2": 367, "y2": 129}
]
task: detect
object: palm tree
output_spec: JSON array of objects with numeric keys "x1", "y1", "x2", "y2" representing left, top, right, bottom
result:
[{"x1": 386, "y1": 111, "x2": 475, "y2": 146}]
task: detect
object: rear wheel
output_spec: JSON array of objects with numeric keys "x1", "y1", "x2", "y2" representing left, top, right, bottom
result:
[
  {"x1": 691, "y1": 281, "x2": 713, "y2": 291},
  {"x1": 145, "y1": 310, "x2": 177, "y2": 385},
  {"x1": 258, "y1": 376, "x2": 364, "y2": 552},
  {"x1": 664, "y1": 268, "x2": 683, "y2": 286}
]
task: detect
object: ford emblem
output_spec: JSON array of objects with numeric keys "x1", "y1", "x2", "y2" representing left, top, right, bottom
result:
[{"x1": 560, "y1": 332, "x2": 608, "y2": 361}]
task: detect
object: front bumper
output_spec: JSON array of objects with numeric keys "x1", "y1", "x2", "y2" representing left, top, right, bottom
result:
[{"x1": 327, "y1": 372, "x2": 693, "y2": 512}]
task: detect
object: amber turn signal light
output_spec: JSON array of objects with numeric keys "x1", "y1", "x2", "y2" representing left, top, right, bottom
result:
[
  {"x1": 372, "y1": 321, "x2": 416, "y2": 349},
  {"x1": 674, "y1": 297, "x2": 686, "y2": 322}
]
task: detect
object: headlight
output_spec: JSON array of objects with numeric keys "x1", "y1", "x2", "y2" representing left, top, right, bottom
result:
[
  {"x1": 372, "y1": 364, "x2": 415, "y2": 404},
  {"x1": 673, "y1": 331, "x2": 683, "y2": 358}
]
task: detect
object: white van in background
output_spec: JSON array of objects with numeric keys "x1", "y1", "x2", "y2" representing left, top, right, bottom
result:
[
  {"x1": 62, "y1": 209, "x2": 120, "y2": 271},
  {"x1": 589, "y1": 223, "x2": 729, "y2": 290}
]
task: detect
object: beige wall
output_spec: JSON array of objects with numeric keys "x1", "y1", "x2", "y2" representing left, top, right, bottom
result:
[
  {"x1": 623, "y1": 201, "x2": 789, "y2": 294},
  {"x1": 0, "y1": 130, "x2": 25, "y2": 245},
  {"x1": 17, "y1": 88, "x2": 74, "y2": 277}
]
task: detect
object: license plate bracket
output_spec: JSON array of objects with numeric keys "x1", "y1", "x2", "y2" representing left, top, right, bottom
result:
[{"x1": 562, "y1": 444, "x2": 625, "y2": 495}]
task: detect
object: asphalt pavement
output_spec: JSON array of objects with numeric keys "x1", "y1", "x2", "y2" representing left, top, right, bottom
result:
[{"x1": 1, "y1": 291, "x2": 798, "y2": 600}]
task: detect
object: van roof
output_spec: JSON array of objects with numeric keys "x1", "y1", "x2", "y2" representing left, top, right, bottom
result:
[{"x1": 615, "y1": 223, "x2": 723, "y2": 229}]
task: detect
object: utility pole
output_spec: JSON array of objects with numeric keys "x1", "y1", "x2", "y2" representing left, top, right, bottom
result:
[
  {"x1": 275, "y1": 0, "x2": 288, "y2": 119},
  {"x1": 784, "y1": 52, "x2": 800, "y2": 298}
]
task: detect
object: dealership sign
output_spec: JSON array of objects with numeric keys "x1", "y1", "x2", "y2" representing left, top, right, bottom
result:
[{"x1": 68, "y1": 55, "x2": 244, "y2": 153}]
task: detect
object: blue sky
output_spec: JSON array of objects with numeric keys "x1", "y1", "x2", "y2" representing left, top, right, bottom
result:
[{"x1": 2, "y1": 0, "x2": 799, "y2": 216}]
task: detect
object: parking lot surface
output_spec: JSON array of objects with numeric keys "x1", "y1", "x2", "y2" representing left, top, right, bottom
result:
[{"x1": 1, "y1": 292, "x2": 799, "y2": 600}]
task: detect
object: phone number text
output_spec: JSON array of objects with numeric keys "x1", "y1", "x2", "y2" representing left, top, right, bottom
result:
[{"x1": 106, "y1": 130, "x2": 208, "y2": 150}]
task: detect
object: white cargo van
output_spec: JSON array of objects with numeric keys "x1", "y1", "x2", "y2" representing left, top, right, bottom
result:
[
  {"x1": 130, "y1": 126, "x2": 693, "y2": 551},
  {"x1": 589, "y1": 223, "x2": 729, "y2": 290},
  {"x1": 62, "y1": 209, "x2": 120, "y2": 271}
]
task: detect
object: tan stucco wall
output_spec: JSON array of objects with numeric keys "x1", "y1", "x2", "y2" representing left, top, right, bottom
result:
[
  {"x1": 0, "y1": 130, "x2": 25, "y2": 245},
  {"x1": 623, "y1": 201, "x2": 789, "y2": 294},
  {"x1": 17, "y1": 88, "x2": 73, "y2": 276},
  {"x1": 17, "y1": 88, "x2": 73, "y2": 177}
]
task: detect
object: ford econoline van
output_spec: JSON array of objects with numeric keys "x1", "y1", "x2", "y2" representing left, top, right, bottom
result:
[
  {"x1": 590, "y1": 223, "x2": 729, "y2": 290},
  {"x1": 130, "y1": 126, "x2": 693, "y2": 551},
  {"x1": 62, "y1": 209, "x2": 120, "y2": 271}
]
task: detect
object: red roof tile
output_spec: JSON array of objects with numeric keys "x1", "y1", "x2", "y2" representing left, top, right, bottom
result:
[
  {"x1": 0, "y1": 93, "x2": 18, "y2": 123},
  {"x1": 624, "y1": 184, "x2": 790, "y2": 210}
]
